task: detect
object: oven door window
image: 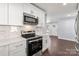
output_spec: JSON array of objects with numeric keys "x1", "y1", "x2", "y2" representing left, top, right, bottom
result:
[{"x1": 27, "y1": 39, "x2": 42, "y2": 56}]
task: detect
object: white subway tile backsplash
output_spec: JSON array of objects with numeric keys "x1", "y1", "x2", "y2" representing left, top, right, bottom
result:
[{"x1": 0, "y1": 26, "x2": 21, "y2": 40}]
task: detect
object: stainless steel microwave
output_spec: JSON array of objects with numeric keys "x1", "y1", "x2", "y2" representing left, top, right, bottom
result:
[{"x1": 23, "y1": 13, "x2": 38, "y2": 25}]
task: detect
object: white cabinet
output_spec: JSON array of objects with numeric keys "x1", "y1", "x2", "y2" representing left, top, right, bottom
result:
[
  {"x1": 8, "y1": 3, "x2": 24, "y2": 26},
  {"x1": 42, "y1": 35, "x2": 48, "y2": 51},
  {"x1": 28, "y1": 4, "x2": 39, "y2": 16},
  {"x1": 24, "y1": 3, "x2": 38, "y2": 16},
  {"x1": 9, "y1": 50, "x2": 26, "y2": 56},
  {"x1": 37, "y1": 11, "x2": 45, "y2": 26},
  {"x1": 9, "y1": 41, "x2": 26, "y2": 56},
  {"x1": 24, "y1": 4, "x2": 32, "y2": 14},
  {"x1": 0, "y1": 3, "x2": 24, "y2": 26},
  {"x1": 0, "y1": 45, "x2": 8, "y2": 56},
  {"x1": 0, "y1": 3, "x2": 8, "y2": 25},
  {"x1": 0, "y1": 39, "x2": 26, "y2": 56}
]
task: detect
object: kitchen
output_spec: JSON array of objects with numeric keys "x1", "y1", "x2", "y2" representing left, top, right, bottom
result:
[
  {"x1": 0, "y1": 3, "x2": 78, "y2": 56},
  {"x1": 0, "y1": 3, "x2": 46, "y2": 56}
]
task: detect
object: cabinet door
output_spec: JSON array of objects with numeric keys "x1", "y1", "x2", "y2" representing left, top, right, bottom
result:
[
  {"x1": 9, "y1": 40, "x2": 26, "y2": 56},
  {"x1": 9, "y1": 48, "x2": 26, "y2": 56},
  {"x1": 36, "y1": 9, "x2": 45, "y2": 26},
  {"x1": 39, "y1": 11, "x2": 45, "y2": 26},
  {"x1": 0, "y1": 46, "x2": 8, "y2": 56},
  {"x1": 24, "y1": 4, "x2": 31, "y2": 14},
  {"x1": 24, "y1": 3, "x2": 37, "y2": 15},
  {"x1": 0, "y1": 3, "x2": 8, "y2": 25},
  {"x1": 42, "y1": 35, "x2": 48, "y2": 51},
  {"x1": 9, "y1": 3, "x2": 24, "y2": 26},
  {"x1": 29, "y1": 4, "x2": 39, "y2": 16}
]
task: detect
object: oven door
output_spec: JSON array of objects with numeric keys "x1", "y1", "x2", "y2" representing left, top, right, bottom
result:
[{"x1": 27, "y1": 38, "x2": 42, "y2": 56}]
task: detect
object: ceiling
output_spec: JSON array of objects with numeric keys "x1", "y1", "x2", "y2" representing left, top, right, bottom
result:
[{"x1": 35, "y1": 3, "x2": 77, "y2": 23}]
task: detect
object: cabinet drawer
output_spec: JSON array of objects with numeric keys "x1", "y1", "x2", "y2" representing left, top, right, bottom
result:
[
  {"x1": 9, "y1": 41, "x2": 26, "y2": 51},
  {"x1": 10, "y1": 51, "x2": 26, "y2": 56},
  {"x1": 0, "y1": 45, "x2": 8, "y2": 56},
  {"x1": 9, "y1": 48, "x2": 26, "y2": 56}
]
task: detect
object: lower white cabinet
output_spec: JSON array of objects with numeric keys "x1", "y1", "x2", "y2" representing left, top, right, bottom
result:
[
  {"x1": 9, "y1": 41, "x2": 26, "y2": 56},
  {"x1": 0, "y1": 40, "x2": 26, "y2": 56},
  {"x1": 0, "y1": 45, "x2": 8, "y2": 56},
  {"x1": 42, "y1": 35, "x2": 49, "y2": 52},
  {"x1": 9, "y1": 48, "x2": 26, "y2": 56}
]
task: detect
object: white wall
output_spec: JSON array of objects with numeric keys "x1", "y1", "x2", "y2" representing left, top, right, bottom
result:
[{"x1": 57, "y1": 19, "x2": 76, "y2": 42}]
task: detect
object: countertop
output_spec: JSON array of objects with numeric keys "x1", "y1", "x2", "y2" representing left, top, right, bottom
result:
[{"x1": 0, "y1": 35, "x2": 43, "y2": 47}]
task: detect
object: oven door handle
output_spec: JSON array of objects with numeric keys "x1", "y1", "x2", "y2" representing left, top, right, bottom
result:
[{"x1": 28, "y1": 38, "x2": 42, "y2": 43}]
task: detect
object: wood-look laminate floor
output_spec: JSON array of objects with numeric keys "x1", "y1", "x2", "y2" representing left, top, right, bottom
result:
[{"x1": 43, "y1": 36, "x2": 79, "y2": 56}]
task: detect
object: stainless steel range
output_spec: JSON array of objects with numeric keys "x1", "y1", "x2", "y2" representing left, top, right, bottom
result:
[{"x1": 21, "y1": 31, "x2": 42, "y2": 56}]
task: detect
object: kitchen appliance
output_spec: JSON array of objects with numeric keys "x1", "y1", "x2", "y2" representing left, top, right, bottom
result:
[
  {"x1": 21, "y1": 31, "x2": 42, "y2": 56},
  {"x1": 21, "y1": 31, "x2": 35, "y2": 38},
  {"x1": 23, "y1": 12, "x2": 38, "y2": 25},
  {"x1": 27, "y1": 36, "x2": 42, "y2": 56}
]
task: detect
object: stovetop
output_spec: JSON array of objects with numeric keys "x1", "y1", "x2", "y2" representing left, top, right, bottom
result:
[{"x1": 22, "y1": 34, "x2": 42, "y2": 40}]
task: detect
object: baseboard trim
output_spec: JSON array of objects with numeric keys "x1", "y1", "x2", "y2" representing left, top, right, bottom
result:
[
  {"x1": 58, "y1": 36, "x2": 77, "y2": 42},
  {"x1": 58, "y1": 38, "x2": 77, "y2": 43}
]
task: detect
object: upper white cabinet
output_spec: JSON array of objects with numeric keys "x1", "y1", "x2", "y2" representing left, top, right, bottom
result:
[
  {"x1": 24, "y1": 4, "x2": 38, "y2": 16},
  {"x1": 37, "y1": 11, "x2": 45, "y2": 26},
  {"x1": 24, "y1": 4, "x2": 32, "y2": 14},
  {"x1": 8, "y1": 3, "x2": 24, "y2": 26},
  {"x1": 0, "y1": 3, "x2": 46, "y2": 26},
  {"x1": 0, "y1": 3, "x2": 8, "y2": 25},
  {"x1": 0, "y1": 45, "x2": 8, "y2": 56}
]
